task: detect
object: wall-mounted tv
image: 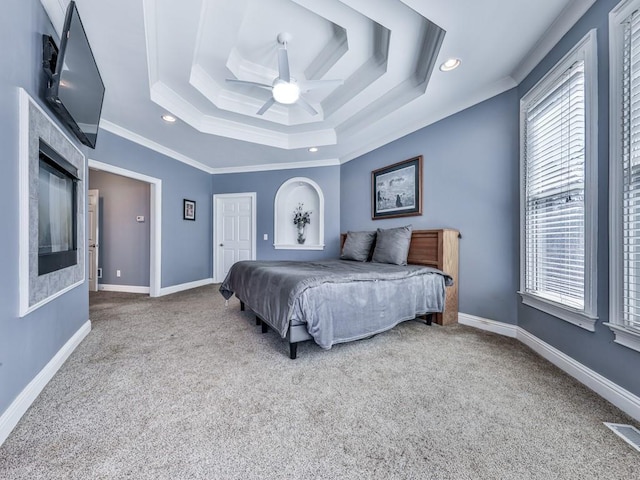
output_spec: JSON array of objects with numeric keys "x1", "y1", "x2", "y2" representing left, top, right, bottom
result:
[{"x1": 43, "y1": 1, "x2": 104, "y2": 149}]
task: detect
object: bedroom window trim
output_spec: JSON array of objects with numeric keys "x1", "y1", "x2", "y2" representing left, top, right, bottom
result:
[
  {"x1": 607, "y1": 0, "x2": 640, "y2": 353},
  {"x1": 518, "y1": 30, "x2": 598, "y2": 332}
]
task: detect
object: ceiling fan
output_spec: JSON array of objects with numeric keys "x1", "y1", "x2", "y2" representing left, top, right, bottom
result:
[{"x1": 226, "y1": 32, "x2": 343, "y2": 116}]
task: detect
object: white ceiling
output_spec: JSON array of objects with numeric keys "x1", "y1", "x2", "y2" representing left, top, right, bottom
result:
[{"x1": 41, "y1": 0, "x2": 596, "y2": 173}]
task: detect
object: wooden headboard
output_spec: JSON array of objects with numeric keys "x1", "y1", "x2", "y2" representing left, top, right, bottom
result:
[{"x1": 340, "y1": 229, "x2": 460, "y2": 326}]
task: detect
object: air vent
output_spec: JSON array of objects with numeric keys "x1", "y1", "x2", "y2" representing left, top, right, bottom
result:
[{"x1": 604, "y1": 422, "x2": 640, "y2": 452}]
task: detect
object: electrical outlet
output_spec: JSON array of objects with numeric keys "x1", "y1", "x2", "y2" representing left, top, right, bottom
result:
[
  {"x1": 116, "y1": 270, "x2": 121, "y2": 277},
  {"x1": 97, "y1": 268, "x2": 102, "y2": 278}
]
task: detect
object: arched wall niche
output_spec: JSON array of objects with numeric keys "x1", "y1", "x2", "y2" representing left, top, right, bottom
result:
[{"x1": 274, "y1": 177, "x2": 325, "y2": 250}]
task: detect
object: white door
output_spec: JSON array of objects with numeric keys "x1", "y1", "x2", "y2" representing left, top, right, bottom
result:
[
  {"x1": 214, "y1": 193, "x2": 256, "y2": 282},
  {"x1": 88, "y1": 189, "x2": 99, "y2": 292}
]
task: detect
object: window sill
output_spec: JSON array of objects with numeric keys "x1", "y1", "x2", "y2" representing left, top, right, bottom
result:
[
  {"x1": 518, "y1": 292, "x2": 597, "y2": 332},
  {"x1": 603, "y1": 323, "x2": 640, "y2": 354}
]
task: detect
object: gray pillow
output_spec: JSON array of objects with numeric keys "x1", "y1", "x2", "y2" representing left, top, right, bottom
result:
[
  {"x1": 341, "y1": 231, "x2": 377, "y2": 262},
  {"x1": 371, "y1": 225, "x2": 413, "y2": 265}
]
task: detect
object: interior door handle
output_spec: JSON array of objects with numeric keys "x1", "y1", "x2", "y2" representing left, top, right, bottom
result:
[
  {"x1": 90, "y1": 244, "x2": 97, "y2": 248},
  {"x1": 219, "y1": 243, "x2": 224, "y2": 247}
]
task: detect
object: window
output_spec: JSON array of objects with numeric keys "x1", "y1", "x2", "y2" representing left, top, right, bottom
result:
[
  {"x1": 609, "y1": 0, "x2": 640, "y2": 352},
  {"x1": 519, "y1": 31, "x2": 598, "y2": 331}
]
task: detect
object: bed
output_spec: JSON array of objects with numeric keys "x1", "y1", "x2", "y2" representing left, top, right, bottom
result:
[{"x1": 219, "y1": 228, "x2": 460, "y2": 359}]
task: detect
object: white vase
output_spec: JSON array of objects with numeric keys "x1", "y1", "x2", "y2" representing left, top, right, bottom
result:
[{"x1": 296, "y1": 224, "x2": 306, "y2": 244}]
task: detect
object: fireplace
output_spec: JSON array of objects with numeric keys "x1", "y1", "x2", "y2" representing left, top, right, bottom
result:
[
  {"x1": 19, "y1": 89, "x2": 85, "y2": 317},
  {"x1": 38, "y1": 140, "x2": 79, "y2": 275}
]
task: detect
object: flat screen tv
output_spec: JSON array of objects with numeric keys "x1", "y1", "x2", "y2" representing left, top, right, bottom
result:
[{"x1": 44, "y1": 1, "x2": 104, "y2": 149}]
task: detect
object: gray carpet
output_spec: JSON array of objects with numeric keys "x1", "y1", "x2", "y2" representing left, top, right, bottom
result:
[{"x1": 0, "y1": 286, "x2": 638, "y2": 479}]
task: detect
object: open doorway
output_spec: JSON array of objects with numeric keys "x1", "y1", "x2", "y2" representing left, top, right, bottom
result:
[{"x1": 87, "y1": 160, "x2": 162, "y2": 298}]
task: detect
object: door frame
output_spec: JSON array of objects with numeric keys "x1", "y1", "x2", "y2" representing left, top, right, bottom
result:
[
  {"x1": 88, "y1": 189, "x2": 99, "y2": 292},
  {"x1": 213, "y1": 192, "x2": 257, "y2": 283},
  {"x1": 88, "y1": 159, "x2": 162, "y2": 297}
]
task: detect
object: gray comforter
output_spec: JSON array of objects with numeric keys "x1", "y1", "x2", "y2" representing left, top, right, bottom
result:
[{"x1": 219, "y1": 259, "x2": 453, "y2": 349}]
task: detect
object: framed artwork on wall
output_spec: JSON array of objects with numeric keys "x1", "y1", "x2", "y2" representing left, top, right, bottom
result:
[
  {"x1": 183, "y1": 199, "x2": 196, "y2": 221},
  {"x1": 371, "y1": 155, "x2": 423, "y2": 220}
]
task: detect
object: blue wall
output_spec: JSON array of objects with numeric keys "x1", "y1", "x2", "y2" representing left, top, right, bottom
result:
[
  {"x1": 3, "y1": 0, "x2": 638, "y2": 430},
  {"x1": 0, "y1": 0, "x2": 89, "y2": 415},
  {"x1": 89, "y1": 170, "x2": 151, "y2": 287},
  {"x1": 517, "y1": 0, "x2": 640, "y2": 397},
  {"x1": 0, "y1": 0, "x2": 214, "y2": 420},
  {"x1": 341, "y1": 90, "x2": 520, "y2": 325},
  {"x1": 339, "y1": 0, "x2": 640, "y2": 398},
  {"x1": 212, "y1": 166, "x2": 341, "y2": 261},
  {"x1": 90, "y1": 130, "x2": 213, "y2": 287}
]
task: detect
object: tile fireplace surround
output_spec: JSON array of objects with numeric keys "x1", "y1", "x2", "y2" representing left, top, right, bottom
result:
[{"x1": 18, "y1": 88, "x2": 85, "y2": 317}]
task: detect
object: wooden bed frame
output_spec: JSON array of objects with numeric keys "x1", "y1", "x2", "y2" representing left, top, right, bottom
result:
[{"x1": 238, "y1": 228, "x2": 460, "y2": 358}]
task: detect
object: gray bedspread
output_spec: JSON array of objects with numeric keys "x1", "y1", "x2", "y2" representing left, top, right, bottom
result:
[{"x1": 219, "y1": 259, "x2": 453, "y2": 349}]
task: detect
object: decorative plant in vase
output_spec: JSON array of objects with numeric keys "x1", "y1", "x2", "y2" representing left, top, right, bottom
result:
[{"x1": 293, "y1": 203, "x2": 312, "y2": 244}]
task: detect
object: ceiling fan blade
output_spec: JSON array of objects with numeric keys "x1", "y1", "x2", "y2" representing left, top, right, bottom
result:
[
  {"x1": 299, "y1": 79, "x2": 343, "y2": 91},
  {"x1": 296, "y1": 96, "x2": 318, "y2": 116},
  {"x1": 257, "y1": 97, "x2": 276, "y2": 115},
  {"x1": 277, "y1": 47, "x2": 291, "y2": 83},
  {"x1": 226, "y1": 79, "x2": 272, "y2": 90}
]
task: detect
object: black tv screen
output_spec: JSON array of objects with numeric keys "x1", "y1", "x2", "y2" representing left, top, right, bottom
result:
[{"x1": 45, "y1": 1, "x2": 104, "y2": 149}]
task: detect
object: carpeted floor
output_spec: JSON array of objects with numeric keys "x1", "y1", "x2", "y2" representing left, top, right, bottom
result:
[{"x1": 0, "y1": 286, "x2": 638, "y2": 479}]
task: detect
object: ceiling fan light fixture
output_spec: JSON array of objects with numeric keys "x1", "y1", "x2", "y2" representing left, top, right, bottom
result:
[
  {"x1": 440, "y1": 58, "x2": 461, "y2": 72},
  {"x1": 272, "y1": 80, "x2": 300, "y2": 104}
]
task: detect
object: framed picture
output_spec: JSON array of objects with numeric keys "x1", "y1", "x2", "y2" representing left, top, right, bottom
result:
[
  {"x1": 372, "y1": 155, "x2": 423, "y2": 220},
  {"x1": 183, "y1": 199, "x2": 196, "y2": 221}
]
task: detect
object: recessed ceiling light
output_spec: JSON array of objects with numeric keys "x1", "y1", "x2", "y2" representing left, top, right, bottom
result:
[
  {"x1": 440, "y1": 58, "x2": 461, "y2": 72},
  {"x1": 309, "y1": 147, "x2": 318, "y2": 153},
  {"x1": 161, "y1": 114, "x2": 177, "y2": 123}
]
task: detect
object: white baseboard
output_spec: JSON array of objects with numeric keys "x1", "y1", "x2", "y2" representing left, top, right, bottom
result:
[
  {"x1": 0, "y1": 320, "x2": 91, "y2": 446},
  {"x1": 158, "y1": 278, "x2": 214, "y2": 297},
  {"x1": 458, "y1": 313, "x2": 518, "y2": 338},
  {"x1": 516, "y1": 328, "x2": 640, "y2": 423},
  {"x1": 460, "y1": 312, "x2": 640, "y2": 422},
  {"x1": 98, "y1": 284, "x2": 150, "y2": 294}
]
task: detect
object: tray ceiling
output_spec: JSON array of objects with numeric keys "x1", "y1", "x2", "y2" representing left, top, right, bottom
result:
[{"x1": 41, "y1": 0, "x2": 595, "y2": 173}]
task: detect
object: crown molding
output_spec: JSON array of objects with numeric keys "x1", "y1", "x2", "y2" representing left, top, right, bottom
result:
[
  {"x1": 511, "y1": 0, "x2": 598, "y2": 84},
  {"x1": 209, "y1": 158, "x2": 340, "y2": 175},
  {"x1": 100, "y1": 120, "x2": 340, "y2": 175},
  {"x1": 99, "y1": 120, "x2": 214, "y2": 173},
  {"x1": 339, "y1": 75, "x2": 518, "y2": 164}
]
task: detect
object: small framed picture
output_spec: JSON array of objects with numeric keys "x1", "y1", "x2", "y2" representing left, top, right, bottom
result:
[
  {"x1": 183, "y1": 199, "x2": 196, "y2": 221},
  {"x1": 372, "y1": 155, "x2": 423, "y2": 220}
]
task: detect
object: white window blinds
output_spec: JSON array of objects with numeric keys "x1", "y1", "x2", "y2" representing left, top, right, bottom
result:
[
  {"x1": 523, "y1": 61, "x2": 586, "y2": 310},
  {"x1": 621, "y1": 10, "x2": 640, "y2": 331}
]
